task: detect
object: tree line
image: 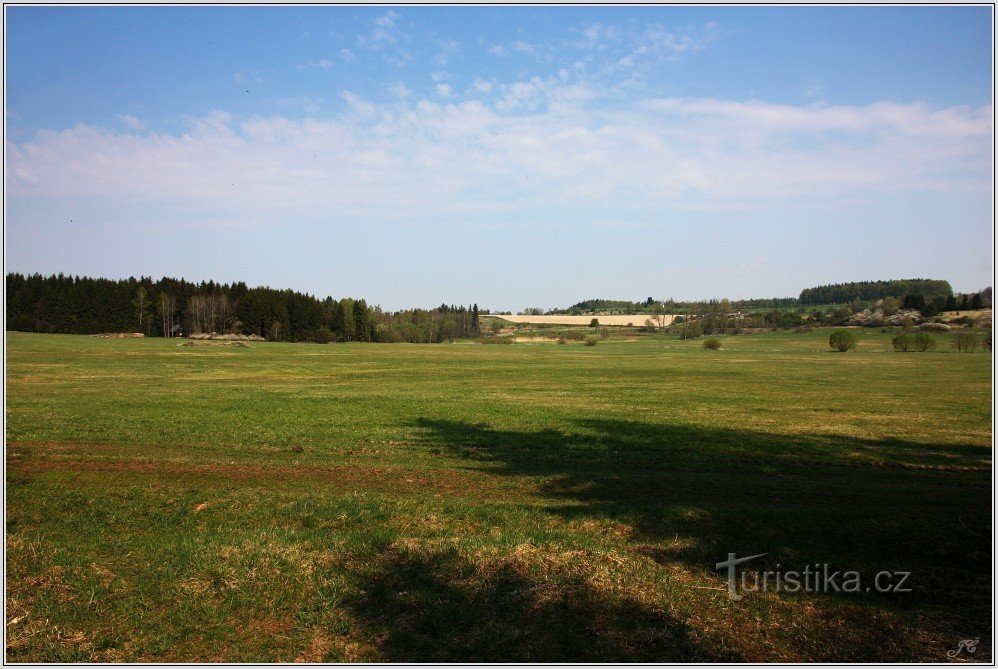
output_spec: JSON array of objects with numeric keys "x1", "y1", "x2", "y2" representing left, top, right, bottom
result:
[
  {"x1": 5, "y1": 273, "x2": 484, "y2": 343},
  {"x1": 546, "y1": 296, "x2": 799, "y2": 316},
  {"x1": 798, "y1": 279, "x2": 953, "y2": 305}
]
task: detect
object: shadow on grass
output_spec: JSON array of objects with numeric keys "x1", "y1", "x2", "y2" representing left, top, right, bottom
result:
[
  {"x1": 410, "y1": 418, "x2": 990, "y2": 616},
  {"x1": 344, "y1": 544, "x2": 741, "y2": 662}
]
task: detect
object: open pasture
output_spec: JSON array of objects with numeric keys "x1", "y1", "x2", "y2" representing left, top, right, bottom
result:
[{"x1": 5, "y1": 330, "x2": 992, "y2": 662}]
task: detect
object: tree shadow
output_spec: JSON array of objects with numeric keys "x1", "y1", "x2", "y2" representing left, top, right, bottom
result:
[
  {"x1": 410, "y1": 418, "x2": 991, "y2": 616},
  {"x1": 343, "y1": 544, "x2": 742, "y2": 662}
]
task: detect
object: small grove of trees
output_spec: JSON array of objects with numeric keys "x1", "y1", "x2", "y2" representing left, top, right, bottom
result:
[
  {"x1": 829, "y1": 330, "x2": 858, "y2": 352},
  {"x1": 376, "y1": 303, "x2": 481, "y2": 343},
  {"x1": 952, "y1": 332, "x2": 984, "y2": 353},
  {"x1": 892, "y1": 333, "x2": 936, "y2": 352},
  {"x1": 678, "y1": 320, "x2": 703, "y2": 340}
]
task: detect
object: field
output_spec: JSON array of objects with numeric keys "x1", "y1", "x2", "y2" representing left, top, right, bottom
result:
[
  {"x1": 490, "y1": 314, "x2": 675, "y2": 326},
  {"x1": 5, "y1": 330, "x2": 992, "y2": 662}
]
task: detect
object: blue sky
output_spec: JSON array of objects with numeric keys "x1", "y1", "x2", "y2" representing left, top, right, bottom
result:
[{"x1": 5, "y1": 6, "x2": 993, "y2": 310}]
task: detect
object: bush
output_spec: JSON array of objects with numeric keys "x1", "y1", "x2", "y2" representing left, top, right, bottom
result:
[
  {"x1": 584, "y1": 336, "x2": 598, "y2": 346},
  {"x1": 703, "y1": 337, "x2": 722, "y2": 350},
  {"x1": 556, "y1": 336, "x2": 567, "y2": 345},
  {"x1": 892, "y1": 334, "x2": 914, "y2": 352},
  {"x1": 829, "y1": 329, "x2": 858, "y2": 352},
  {"x1": 599, "y1": 327, "x2": 610, "y2": 340},
  {"x1": 952, "y1": 332, "x2": 980, "y2": 353},
  {"x1": 912, "y1": 333, "x2": 936, "y2": 352},
  {"x1": 589, "y1": 318, "x2": 600, "y2": 327},
  {"x1": 313, "y1": 326, "x2": 334, "y2": 344},
  {"x1": 678, "y1": 321, "x2": 703, "y2": 340}
]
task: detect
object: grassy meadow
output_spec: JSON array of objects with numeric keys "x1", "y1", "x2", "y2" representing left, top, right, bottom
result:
[{"x1": 5, "y1": 329, "x2": 993, "y2": 662}]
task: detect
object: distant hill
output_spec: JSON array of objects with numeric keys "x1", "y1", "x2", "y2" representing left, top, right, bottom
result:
[{"x1": 798, "y1": 279, "x2": 952, "y2": 305}]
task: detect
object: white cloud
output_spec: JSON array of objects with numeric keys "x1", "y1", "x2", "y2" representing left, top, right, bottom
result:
[
  {"x1": 298, "y1": 58, "x2": 334, "y2": 71},
  {"x1": 488, "y1": 45, "x2": 506, "y2": 56},
  {"x1": 8, "y1": 94, "x2": 990, "y2": 228},
  {"x1": 234, "y1": 69, "x2": 270, "y2": 84},
  {"x1": 430, "y1": 71, "x2": 450, "y2": 82},
  {"x1": 340, "y1": 48, "x2": 356, "y2": 61},
  {"x1": 576, "y1": 23, "x2": 619, "y2": 49},
  {"x1": 358, "y1": 9, "x2": 411, "y2": 56},
  {"x1": 384, "y1": 52, "x2": 413, "y2": 68},
  {"x1": 472, "y1": 78, "x2": 495, "y2": 94},
  {"x1": 340, "y1": 91, "x2": 376, "y2": 117},
  {"x1": 434, "y1": 83, "x2": 453, "y2": 98},
  {"x1": 118, "y1": 115, "x2": 145, "y2": 131},
  {"x1": 387, "y1": 81, "x2": 412, "y2": 98},
  {"x1": 374, "y1": 10, "x2": 398, "y2": 28}
]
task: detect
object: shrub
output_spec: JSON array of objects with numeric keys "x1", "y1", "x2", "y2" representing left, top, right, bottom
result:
[
  {"x1": 599, "y1": 327, "x2": 610, "y2": 340},
  {"x1": 952, "y1": 332, "x2": 980, "y2": 353},
  {"x1": 678, "y1": 321, "x2": 703, "y2": 340},
  {"x1": 589, "y1": 318, "x2": 600, "y2": 327},
  {"x1": 829, "y1": 329, "x2": 858, "y2": 352},
  {"x1": 313, "y1": 326, "x2": 334, "y2": 344},
  {"x1": 556, "y1": 336, "x2": 567, "y2": 345},
  {"x1": 892, "y1": 334, "x2": 914, "y2": 352},
  {"x1": 584, "y1": 336, "x2": 598, "y2": 346},
  {"x1": 912, "y1": 333, "x2": 936, "y2": 352},
  {"x1": 703, "y1": 337, "x2": 722, "y2": 350}
]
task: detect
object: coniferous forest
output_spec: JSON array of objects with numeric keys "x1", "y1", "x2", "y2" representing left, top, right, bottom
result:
[{"x1": 5, "y1": 273, "x2": 484, "y2": 343}]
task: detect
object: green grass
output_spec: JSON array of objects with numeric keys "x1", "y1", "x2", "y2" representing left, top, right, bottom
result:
[{"x1": 5, "y1": 330, "x2": 992, "y2": 661}]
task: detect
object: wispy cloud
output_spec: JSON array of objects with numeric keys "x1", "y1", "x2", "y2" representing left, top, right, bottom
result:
[
  {"x1": 387, "y1": 80, "x2": 412, "y2": 98},
  {"x1": 298, "y1": 58, "x2": 334, "y2": 71},
  {"x1": 233, "y1": 68, "x2": 275, "y2": 84},
  {"x1": 9, "y1": 88, "x2": 989, "y2": 230},
  {"x1": 117, "y1": 114, "x2": 145, "y2": 131},
  {"x1": 374, "y1": 10, "x2": 398, "y2": 28}
]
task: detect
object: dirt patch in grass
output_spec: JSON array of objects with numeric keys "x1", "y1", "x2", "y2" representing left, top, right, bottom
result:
[{"x1": 6, "y1": 445, "x2": 520, "y2": 499}]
